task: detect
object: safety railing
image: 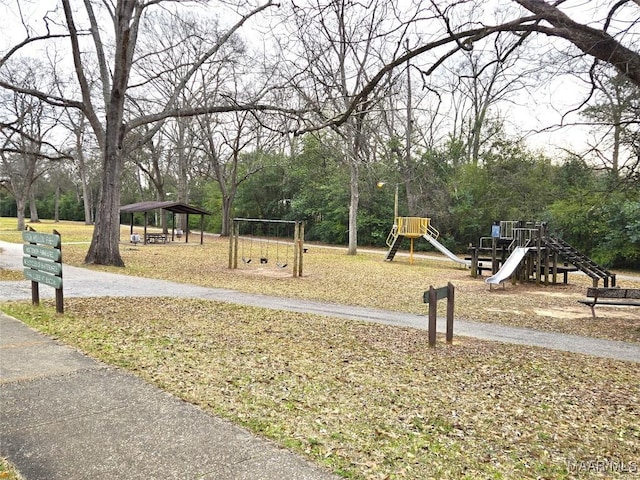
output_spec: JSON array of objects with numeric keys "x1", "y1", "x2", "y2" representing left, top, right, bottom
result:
[
  {"x1": 426, "y1": 222, "x2": 439, "y2": 239},
  {"x1": 386, "y1": 217, "x2": 434, "y2": 246},
  {"x1": 397, "y1": 217, "x2": 432, "y2": 237}
]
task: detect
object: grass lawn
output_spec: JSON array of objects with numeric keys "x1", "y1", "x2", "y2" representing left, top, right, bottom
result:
[{"x1": 1, "y1": 219, "x2": 639, "y2": 479}]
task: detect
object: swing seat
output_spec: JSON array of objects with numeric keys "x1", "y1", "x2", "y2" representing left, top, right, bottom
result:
[
  {"x1": 242, "y1": 257, "x2": 252, "y2": 264},
  {"x1": 276, "y1": 262, "x2": 288, "y2": 269},
  {"x1": 260, "y1": 257, "x2": 268, "y2": 264}
]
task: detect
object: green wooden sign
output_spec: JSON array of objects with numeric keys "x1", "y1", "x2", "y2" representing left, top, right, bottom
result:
[
  {"x1": 423, "y1": 285, "x2": 449, "y2": 303},
  {"x1": 22, "y1": 230, "x2": 60, "y2": 247},
  {"x1": 23, "y1": 244, "x2": 61, "y2": 262},
  {"x1": 23, "y1": 257, "x2": 62, "y2": 275},
  {"x1": 24, "y1": 268, "x2": 63, "y2": 289}
]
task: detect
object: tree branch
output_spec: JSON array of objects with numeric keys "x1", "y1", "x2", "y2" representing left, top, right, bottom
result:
[{"x1": 514, "y1": 0, "x2": 640, "y2": 87}]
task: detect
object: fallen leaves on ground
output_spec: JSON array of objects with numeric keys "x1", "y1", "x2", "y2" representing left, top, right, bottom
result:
[
  {"x1": 3, "y1": 297, "x2": 638, "y2": 480},
  {"x1": 0, "y1": 268, "x2": 24, "y2": 281},
  {"x1": 56, "y1": 235, "x2": 640, "y2": 344}
]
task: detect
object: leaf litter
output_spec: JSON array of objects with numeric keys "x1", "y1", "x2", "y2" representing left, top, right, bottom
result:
[
  {"x1": 55, "y1": 236, "x2": 640, "y2": 344},
  {"x1": 3, "y1": 297, "x2": 638, "y2": 480},
  {"x1": 2, "y1": 229, "x2": 639, "y2": 478}
]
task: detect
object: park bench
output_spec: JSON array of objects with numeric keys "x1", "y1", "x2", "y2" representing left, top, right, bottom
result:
[
  {"x1": 145, "y1": 233, "x2": 168, "y2": 244},
  {"x1": 578, "y1": 287, "x2": 640, "y2": 318}
]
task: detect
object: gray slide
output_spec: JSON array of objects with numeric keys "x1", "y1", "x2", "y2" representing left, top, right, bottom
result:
[
  {"x1": 422, "y1": 234, "x2": 471, "y2": 266},
  {"x1": 486, "y1": 247, "x2": 530, "y2": 285}
]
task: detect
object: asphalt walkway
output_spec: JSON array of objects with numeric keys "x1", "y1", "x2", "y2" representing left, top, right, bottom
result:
[{"x1": 1, "y1": 239, "x2": 639, "y2": 479}]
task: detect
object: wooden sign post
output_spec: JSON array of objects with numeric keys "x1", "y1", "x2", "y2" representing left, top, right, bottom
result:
[
  {"x1": 423, "y1": 282, "x2": 455, "y2": 347},
  {"x1": 22, "y1": 227, "x2": 64, "y2": 314}
]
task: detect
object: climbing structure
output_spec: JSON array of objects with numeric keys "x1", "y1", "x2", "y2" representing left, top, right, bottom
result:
[
  {"x1": 542, "y1": 235, "x2": 616, "y2": 287},
  {"x1": 472, "y1": 221, "x2": 615, "y2": 287},
  {"x1": 385, "y1": 217, "x2": 430, "y2": 262}
]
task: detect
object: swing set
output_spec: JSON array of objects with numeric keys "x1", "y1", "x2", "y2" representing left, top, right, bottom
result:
[{"x1": 229, "y1": 218, "x2": 305, "y2": 277}]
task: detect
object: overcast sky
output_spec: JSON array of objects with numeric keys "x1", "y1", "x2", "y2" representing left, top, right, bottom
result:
[{"x1": 1, "y1": 0, "x2": 638, "y2": 159}]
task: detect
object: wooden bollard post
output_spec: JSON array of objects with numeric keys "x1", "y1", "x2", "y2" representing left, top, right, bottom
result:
[
  {"x1": 469, "y1": 245, "x2": 478, "y2": 279},
  {"x1": 428, "y1": 287, "x2": 437, "y2": 347},
  {"x1": 423, "y1": 283, "x2": 455, "y2": 347},
  {"x1": 446, "y1": 282, "x2": 454, "y2": 344}
]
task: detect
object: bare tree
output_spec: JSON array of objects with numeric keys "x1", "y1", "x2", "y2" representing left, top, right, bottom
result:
[
  {"x1": 0, "y1": 59, "x2": 66, "y2": 230},
  {"x1": 582, "y1": 73, "x2": 640, "y2": 179},
  {"x1": 285, "y1": 0, "x2": 403, "y2": 254},
  {"x1": 443, "y1": 29, "x2": 535, "y2": 165},
  {"x1": 304, "y1": 0, "x2": 640, "y2": 138},
  {"x1": 512, "y1": 0, "x2": 640, "y2": 88},
  {"x1": 1, "y1": 0, "x2": 283, "y2": 266},
  {"x1": 61, "y1": 109, "x2": 97, "y2": 225}
]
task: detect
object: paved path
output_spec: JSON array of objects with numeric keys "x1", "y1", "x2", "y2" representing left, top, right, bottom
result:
[
  {"x1": 2, "y1": 240, "x2": 639, "y2": 363},
  {"x1": 1, "y1": 239, "x2": 639, "y2": 479},
  {"x1": 0, "y1": 313, "x2": 340, "y2": 480}
]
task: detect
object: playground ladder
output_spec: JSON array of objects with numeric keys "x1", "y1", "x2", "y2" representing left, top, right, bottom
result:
[
  {"x1": 385, "y1": 234, "x2": 403, "y2": 261},
  {"x1": 543, "y1": 236, "x2": 616, "y2": 287}
]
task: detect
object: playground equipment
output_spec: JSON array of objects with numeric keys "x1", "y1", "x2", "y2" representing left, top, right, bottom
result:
[
  {"x1": 486, "y1": 247, "x2": 530, "y2": 286},
  {"x1": 229, "y1": 218, "x2": 304, "y2": 277},
  {"x1": 384, "y1": 216, "x2": 470, "y2": 265},
  {"x1": 384, "y1": 213, "x2": 615, "y2": 288},
  {"x1": 471, "y1": 221, "x2": 616, "y2": 287}
]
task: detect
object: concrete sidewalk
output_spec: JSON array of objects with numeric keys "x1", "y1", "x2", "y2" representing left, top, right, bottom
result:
[{"x1": 0, "y1": 312, "x2": 340, "y2": 480}]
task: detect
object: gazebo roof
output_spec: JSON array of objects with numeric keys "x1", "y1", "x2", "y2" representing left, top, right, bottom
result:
[{"x1": 120, "y1": 201, "x2": 211, "y2": 216}]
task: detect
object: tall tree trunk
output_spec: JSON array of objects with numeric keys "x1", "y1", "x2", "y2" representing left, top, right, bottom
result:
[
  {"x1": 54, "y1": 185, "x2": 60, "y2": 222},
  {"x1": 81, "y1": 174, "x2": 93, "y2": 224},
  {"x1": 611, "y1": 107, "x2": 621, "y2": 178},
  {"x1": 84, "y1": 0, "x2": 136, "y2": 267},
  {"x1": 29, "y1": 190, "x2": 40, "y2": 223},
  {"x1": 75, "y1": 126, "x2": 94, "y2": 225},
  {"x1": 86, "y1": 136, "x2": 125, "y2": 266},
  {"x1": 347, "y1": 160, "x2": 359, "y2": 255},
  {"x1": 177, "y1": 126, "x2": 190, "y2": 232},
  {"x1": 16, "y1": 196, "x2": 27, "y2": 231},
  {"x1": 221, "y1": 195, "x2": 232, "y2": 237}
]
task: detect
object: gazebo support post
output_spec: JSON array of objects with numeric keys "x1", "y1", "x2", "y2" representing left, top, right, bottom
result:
[
  {"x1": 143, "y1": 212, "x2": 148, "y2": 245},
  {"x1": 171, "y1": 212, "x2": 176, "y2": 241}
]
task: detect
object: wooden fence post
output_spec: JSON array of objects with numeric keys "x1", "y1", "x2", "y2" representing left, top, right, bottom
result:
[
  {"x1": 428, "y1": 286, "x2": 437, "y2": 347},
  {"x1": 424, "y1": 283, "x2": 455, "y2": 347},
  {"x1": 446, "y1": 282, "x2": 454, "y2": 344}
]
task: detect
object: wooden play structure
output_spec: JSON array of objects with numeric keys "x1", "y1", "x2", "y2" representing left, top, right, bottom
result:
[
  {"x1": 385, "y1": 215, "x2": 616, "y2": 288},
  {"x1": 469, "y1": 221, "x2": 616, "y2": 288}
]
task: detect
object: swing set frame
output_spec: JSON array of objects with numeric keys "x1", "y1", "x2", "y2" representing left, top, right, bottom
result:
[{"x1": 229, "y1": 218, "x2": 305, "y2": 277}]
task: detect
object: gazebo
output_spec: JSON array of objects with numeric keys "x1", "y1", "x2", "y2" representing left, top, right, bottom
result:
[{"x1": 119, "y1": 201, "x2": 212, "y2": 245}]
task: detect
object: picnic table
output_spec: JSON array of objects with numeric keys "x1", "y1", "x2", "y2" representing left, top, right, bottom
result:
[{"x1": 145, "y1": 233, "x2": 168, "y2": 244}]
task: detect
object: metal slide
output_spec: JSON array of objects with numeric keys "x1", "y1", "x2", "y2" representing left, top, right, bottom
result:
[
  {"x1": 421, "y1": 234, "x2": 471, "y2": 266},
  {"x1": 486, "y1": 247, "x2": 530, "y2": 285}
]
